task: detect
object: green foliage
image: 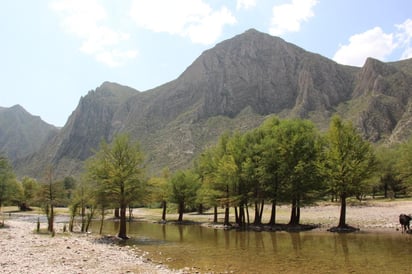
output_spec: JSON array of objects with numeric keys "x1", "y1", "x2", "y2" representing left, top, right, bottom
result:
[
  {"x1": 168, "y1": 169, "x2": 201, "y2": 222},
  {"x1": 20, "y1": 176, "x2": 40, "y2": 210},
  {"x1": 322, "y1": 116, "x2": 377, "y2": 227},
  {"x1": 86, "y1": 133, "x2": 146, "y2": 238},
  {"x1": 36, "y1": 167, "x2": 66, "y2": 232},
  {"x1": 0, "y1": 155, "x2": 18, "y2": 208}
]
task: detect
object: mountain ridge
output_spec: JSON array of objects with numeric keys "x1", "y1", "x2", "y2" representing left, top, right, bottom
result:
[{"x1": 4, "y1": 29, "x2": 412, "y2": 180}]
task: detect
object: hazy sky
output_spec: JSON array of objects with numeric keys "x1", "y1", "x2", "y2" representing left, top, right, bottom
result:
[{"x1": 1, "y1": 0, "x2": 411, "y2": 126}]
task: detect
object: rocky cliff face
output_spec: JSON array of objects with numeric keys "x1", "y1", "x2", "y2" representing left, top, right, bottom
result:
[
  {"x1": 0, "y1": 105, "x2": 58, "y2": 161},
  {"x1": 9, "y1": 29, "x2": 412, "y2": 179},
  {"x1": 343, "y1": 58, "x2": 412, "y2": 142}
]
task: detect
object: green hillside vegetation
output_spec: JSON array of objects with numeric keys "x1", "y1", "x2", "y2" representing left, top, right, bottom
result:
[{"x1": 2, "y1": 115, "x2": 412, "y2": 236}]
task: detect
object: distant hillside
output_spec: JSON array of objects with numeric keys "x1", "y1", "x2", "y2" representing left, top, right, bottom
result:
[
  {"x1": 0, "y1": 105, "x2": 58, "y2": 161},
  {"x1": 9, "y1": 29, "x2": 412, "y2": 180}
]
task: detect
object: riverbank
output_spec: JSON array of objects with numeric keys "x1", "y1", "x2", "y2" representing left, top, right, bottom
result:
[
  {"x1": 0, "y1": 218, "x2": 176, "y2": 274},
  {"x1": 137, "y1": 199, "x2": 412, "y2": 232},
  {"x1": 1, "y1": 200, "x2": 411, "y2": 273}
]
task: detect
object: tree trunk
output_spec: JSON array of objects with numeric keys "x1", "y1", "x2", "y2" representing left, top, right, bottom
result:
[
  {"x1": 99, "y1": 211, "x2": 105, "y2": 235},
  {"x1": 289, "y1": 198, "x2": 298, "y2": 225},
  {"x1": 338, "y1": 194, "x2": 347, "y2": 228},
  {"x1": 246, "y1": 204, "x2": 250, "y2": 225},
  {"x1": 253, "y1": 201, "x2": 260, "y2": 225},
  {"x1": 128, "y1": 207, "x2": 133, "y2": 221},
  {"x1": 178, "y1": 201, "x2": 184, "y2": 222},
  {"x1": 118, "y1": 206, "x2": 128, "y2": 239},
  {"x1": 213, "y1": 206, "x2": 218, "y2": 223},
  {"x1": 81, "y1": 206, "x2": 86, "y2": 232},
  {"x1": 198, "y1": 203, "x2": 203, "y2": 214},
  {"x1": 161, "y1": 200, "x2": 167, "y2": 221},
  {"x1": 114, "y1": 208, "x2": 120, "y2": 218},
  {"x1": 48, "y1": 205, "x2": 54, "y2": 233},
  {"x1": 268, "y1": 200, "x2": 277, "y2": 225},
  {"x1": 224, "y1": 205, "x2": 230, "y2": 226}
]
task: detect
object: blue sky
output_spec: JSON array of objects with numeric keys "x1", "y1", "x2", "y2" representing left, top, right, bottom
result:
[{"x1": 1, "y1": 0, "x2": 411, "y2": 127}]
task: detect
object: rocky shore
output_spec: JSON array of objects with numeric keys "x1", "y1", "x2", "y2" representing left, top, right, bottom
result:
[
  {"x1": 0, "y1": 218, "x2": 176, "y2": 274},
  {"x1": 1, "y1": 200, "x2": 412, "y2": 273}
]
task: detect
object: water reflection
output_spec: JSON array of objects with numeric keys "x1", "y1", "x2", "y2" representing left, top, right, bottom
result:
[{"x1": 91, "y1": 221, "x2": 412, "y2": 273}]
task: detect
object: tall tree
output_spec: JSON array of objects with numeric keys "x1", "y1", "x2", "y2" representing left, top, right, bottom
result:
[
  {"x1": 148, "y1": 167, "x2": 171, "y2": 221},
  {"x1": 275, "y1": 119, "x2": 324, "y2": 225},
  {"x1": 323, "y1": 116, "x2": 376, "y2": 229},
  {"x1": 168, "y1": 170, "x2": 200, "y2": 222},
  {"x1": 257, "y1": 117, "x2": 283, "y2": 225},
  {"x1": 37, "y1": 166, "x2": 65, "y2": 233},
  {"x1": 0, "y1": 156, "x2": 16, "y2": 213},
  {"x1": 86, "y1": 134, "x2": 146, "y2": 239},
  {"x1": 20, "y1": 176, "x2": 39, "y2": 211},
  {"x1": 196, "y1": 133, "x2": 235, "y2": 226},
  {"x1": 396, "y1": 137, "x2": 412, "y2": 195}
]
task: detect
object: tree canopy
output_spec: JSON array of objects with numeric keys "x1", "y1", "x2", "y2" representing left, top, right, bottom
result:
[{"x1": 86, "y1": 134, "x2": 146, "y2": 239}]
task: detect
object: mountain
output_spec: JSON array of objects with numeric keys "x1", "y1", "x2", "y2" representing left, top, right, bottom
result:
[
  {"x1": 10, "y1": 29, "x2": 412, "y2": 180},
  {"x1": 0, "y1": 105, "x2": 58, "y2": 160},
  {"x1": 338, "y1": 57, "x2": 412, "y2": 142}
]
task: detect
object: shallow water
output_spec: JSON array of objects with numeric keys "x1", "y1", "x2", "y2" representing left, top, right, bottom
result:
[{"x1": 91, "y1": 221, "x2": 412, "y2": 273}]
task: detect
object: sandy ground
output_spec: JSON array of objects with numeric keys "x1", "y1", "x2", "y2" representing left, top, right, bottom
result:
[
  {"x1": 0, "y1": 218, "x2": 176, "y2": 274},
  {"x1": 1, "y1": 200, "x2": 412, "y2": 274}
]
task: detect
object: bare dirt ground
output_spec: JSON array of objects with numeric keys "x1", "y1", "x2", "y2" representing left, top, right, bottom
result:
[
  {"x1": 1, "y1": 200, "x2": 411, "y2": 274},
  {"x1": 137, "y1": 199, "x2": 412, "y2": 231}
]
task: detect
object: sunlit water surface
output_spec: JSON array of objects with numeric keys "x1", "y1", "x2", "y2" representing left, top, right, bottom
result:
[{"x1": 91, "y1": 221, "x2": 412, "y2": 273}]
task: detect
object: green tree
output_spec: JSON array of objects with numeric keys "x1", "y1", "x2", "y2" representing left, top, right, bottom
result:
[
  {"x1": 396, "y1": 137, "x2": 412, "y2": 195},
  {"x1": 195, "y1": 146, "x2": 224, "y2": 223},
  {"x1": 0, "y1": 156, "x2": 16, "y2": 213},
  {"x1": 148, "y1": 167, "x2": 171, "y2": 221},
  {"x1": 274, "y1": 119, "x2": 324, "y2": 225},
  {"x1": 374, "y1": 146, "x2": 404, "y2": 198},
  {"x1": 168, "y1": 170, "x2": 201, "y2": 222},
  {"x1": 20, "y1": 176, "x2": 39, "y2": 211},
  {"x1": 257, "y1": 117, "x2": 283, "y2": 225},
  {"x1": 323, "y1": 116, "x2": 377, "y2": 229},
  {"x1": 37, "y1": 166, "x2": 65, "y2": 233},
  {"x1": 196, "y1": 133, "x2": 236, "y2": 226},
  {"x1": 86, "y1": 134, "x2": 146, "y2": 239}
]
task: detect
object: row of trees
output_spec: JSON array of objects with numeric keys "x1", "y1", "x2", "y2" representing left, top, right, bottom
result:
[{"x1": 1, "y1": 116, "x2": 412, "y2": 238}]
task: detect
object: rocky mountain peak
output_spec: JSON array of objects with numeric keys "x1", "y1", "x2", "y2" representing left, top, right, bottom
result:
[
  {"x1": 0, "y1": 105, "x2": 58, "y2": 160},
  {"x1": 7, "y1": 30, "x2": 412, "y2": 180}
]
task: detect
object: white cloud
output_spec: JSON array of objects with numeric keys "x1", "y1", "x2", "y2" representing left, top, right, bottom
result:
[
  {"x1": 129, "y1": 0, "x2": 236, "y2": 45},
  {"x1": 50, "y1": 0, "x2": 138, "y2": 67},
  {"x1": 333, "y1": 27, "x2": 397, "y2": 66},
  {"x1": 269, "y1": 0, "x2": 318, "y2": 36},
  {"x1": 333, "y1": 18, "x2": 412, "y2": 66},
  {"x1": 396, "y1": 19, "x2": 412, "y2": 59},
  {"x1": 236, "y1": 0, "x2": 257, "y2": 10}
]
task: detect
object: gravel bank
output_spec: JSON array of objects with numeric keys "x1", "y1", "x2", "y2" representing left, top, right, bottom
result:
[
  {"x1": 1, "y1": 200, "x2": 412, "y2": 273},
  {"x1": 0, "y1": 218, "x2": 176, "y2": 274}
]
